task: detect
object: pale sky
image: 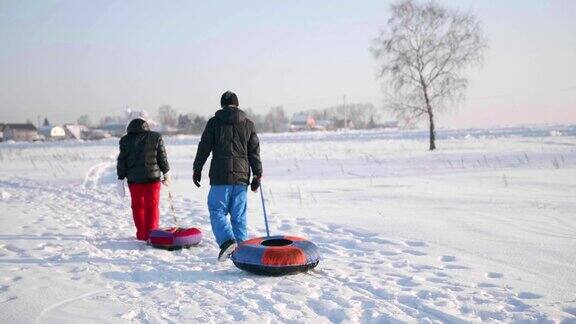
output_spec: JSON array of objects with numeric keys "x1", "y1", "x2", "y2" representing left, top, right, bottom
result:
[{"x1": 0, "y1": 0, "x2": 575, "y2": 127}]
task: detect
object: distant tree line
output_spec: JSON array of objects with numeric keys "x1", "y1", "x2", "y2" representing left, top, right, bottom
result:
[
  {"x1": 176, "y1": 113, "x2": 207, "y2": 134},
  {"x1": 81, "y1": 101, "x2": 386, "y2": 135},
  {"x1": 298, "y1": 103, "x2": 379, "y2": 129}
]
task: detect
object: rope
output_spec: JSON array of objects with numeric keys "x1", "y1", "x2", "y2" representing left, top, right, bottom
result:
[
  {"x1": 167, "y1": 190, "x2": 179, "y2": 228},
  {"x1": 260, "y1": 184, "x2": 270, "y2": 237}
]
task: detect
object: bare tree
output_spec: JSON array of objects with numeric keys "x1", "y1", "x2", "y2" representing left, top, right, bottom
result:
[
  {"x1": 265, "y1": 106, "x2": 289, "y2": 133},
  {"x1": 371, "y1": 0, "x2": 486, "y2": 150},
  {"x1": 77, "y1": 114, "x2": 91, "y2": 127},
  {"x1": 191, "y1": 115, "x2": 207, "y2": 134},
  {"x1": 177, "y1": 113, "x2": 195, "y2": 133},
  {"x1": 99, "y1": 115, "x2": 123, "y2": 127},
  {"x1": 157, "y1": 105, "x2": 178, "y2": 127},
  {"x1": 244, "y1": 108, "x2": 266, "y2": 133}
]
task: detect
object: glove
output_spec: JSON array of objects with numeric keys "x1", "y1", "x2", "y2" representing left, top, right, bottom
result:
[
  {"x1": 162, "y1": 172, "x2": 171, "y2": 187},
  {"x1": 250, "y1": 175, "x2": 261, "y2": 192},
  {"x1": 116, "y1": 179, "x2": 126, "y2": 198},
  {"x1": 193, "y1": 171, "x2": 201, "y2": 188}
]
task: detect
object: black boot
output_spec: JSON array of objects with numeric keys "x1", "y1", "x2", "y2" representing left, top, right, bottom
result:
[{"x1": 218, "y1": 239, "x2": 237, "y2": 262}]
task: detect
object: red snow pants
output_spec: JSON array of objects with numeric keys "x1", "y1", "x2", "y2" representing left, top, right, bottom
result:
[{"x1": 128, "y1": 181, "x2": 161, "y2": 241}]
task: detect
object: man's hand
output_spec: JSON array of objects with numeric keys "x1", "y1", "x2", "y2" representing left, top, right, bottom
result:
[
  {"x1": 162, "y1": 172, "x2": 171, "y2": 187},
  {"x1": 193, "y1": 171, "x2": 201, "y2": 188},
  {"x1": 250, "y1": 175, "x2": 261, "y2": 192}
]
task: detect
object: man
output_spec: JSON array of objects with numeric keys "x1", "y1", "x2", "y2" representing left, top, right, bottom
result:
[
  {"x1": 193, "y1": 91, "x2": 263, "y2": 261},
  {"x1": 117, "y1": 118, "x2": 171, "y2": 241}
]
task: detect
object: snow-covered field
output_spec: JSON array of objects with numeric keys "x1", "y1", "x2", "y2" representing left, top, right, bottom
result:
[{"x1": 1, "y1": 125, "x2": 575, "y2": 323}]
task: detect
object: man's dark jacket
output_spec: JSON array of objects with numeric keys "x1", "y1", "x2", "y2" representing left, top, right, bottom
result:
[
  {"x1": 117, "y1": 119, "x2": 170, "y2": 184},
  {"x1": 193, "y1": 106, "x2": 262, "y2": 185}
]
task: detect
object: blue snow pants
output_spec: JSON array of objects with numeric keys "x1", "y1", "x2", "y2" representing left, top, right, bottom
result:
[{"x1": 208, "y1": 185, "x2": 248, "y2": 247}]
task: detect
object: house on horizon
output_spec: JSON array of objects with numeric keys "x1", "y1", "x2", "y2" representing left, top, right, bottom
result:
[
  {"x1": 290, "y1": 114, "x2": 316, "y2": 132},
  {"x1": 63, "y1": 124, "x2": 89, "y2": 140},
  {"x1": 38, "y1": 125, "x2": 67, "y2": 140},
  {"x1": 2, "y1": 123, "x2": 38, "y2": 142}
]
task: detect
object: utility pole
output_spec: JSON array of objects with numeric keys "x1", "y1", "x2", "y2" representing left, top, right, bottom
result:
[{"x1": 343, "y1": 95, "x2": 347, "y2": 130}]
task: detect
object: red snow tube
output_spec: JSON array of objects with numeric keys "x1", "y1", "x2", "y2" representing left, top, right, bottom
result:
[
  {"x1": 231, "y1": 235, "x2": 321, "y2": 276},
  {"x1": 148, "y1": 227, "x2": 202, "y2": 251}
]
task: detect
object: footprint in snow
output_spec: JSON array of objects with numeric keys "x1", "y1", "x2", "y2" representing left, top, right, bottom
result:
[
  {"x1": 486, "y1": 272, "x2": 503, "y2": 279},
  {"x1": 439, "y1": 255, "x2": 456, "y2": 262},
  {"x1": 434, "y1": 271, "x2": 450, "y2": 278},
  {"x1": 443, "y1": 264, "x2": 469, "y2": 270},
  {"x1": 516, "y1": 292, "x2": 542, "y2": 299},
  {"x1": 404, "y1": 240, "x2": 427, "y2": 247},
  {"x1": 391, "y1": 261, "x2": 409, "y2": 269},
  {"x1": 378, "y1": 250, "x2": 401, "y2": 256},
  {"x1": 278, "y1": 223, "x2": 294, "y2": 231},
  {"x1": 425, "y1": 277, "x2": 445, "y2": 284},
  {"x1": 396, "y1": 277, "x2": 420, "y2": 287},
  {"x1": 402, "y1": 249, "x2": 427, "y2": 256},
  {"x1": 477, "y1": 282, "x2": 498, "y2": 288}
]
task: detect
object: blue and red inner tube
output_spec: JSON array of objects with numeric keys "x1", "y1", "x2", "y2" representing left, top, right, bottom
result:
[{"x1": 231, "y1": 235, "x2": 321, "y2": 276}]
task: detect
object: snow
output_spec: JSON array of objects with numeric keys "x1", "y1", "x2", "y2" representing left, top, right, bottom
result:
[{"x1": 1, "y1": 125, "x2": 575, "y2": 323}]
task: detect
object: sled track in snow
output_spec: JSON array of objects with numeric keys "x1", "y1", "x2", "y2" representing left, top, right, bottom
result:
[
  {"x1": 0, "y1": 177, "x2": 561, "y2": 323},
  {"x1": 35, "y1": 290, "x2": 106, "y2": 324}
]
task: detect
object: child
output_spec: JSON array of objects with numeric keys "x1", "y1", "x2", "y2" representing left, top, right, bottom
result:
[
  {"x1": 193, "y1": 91, "x2": 263, "y2": 261},
  {"x1": 117, "y1": 118, "x2": 171, "y2": 241}
]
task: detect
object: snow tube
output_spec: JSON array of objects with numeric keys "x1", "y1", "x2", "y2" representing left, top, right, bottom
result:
[
  {"x1": 231, "y1": 235, "x2": 320, "y2": 276},
  {"x1": 148, "y1": 227, "x2": 202, "y2": 251}
]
